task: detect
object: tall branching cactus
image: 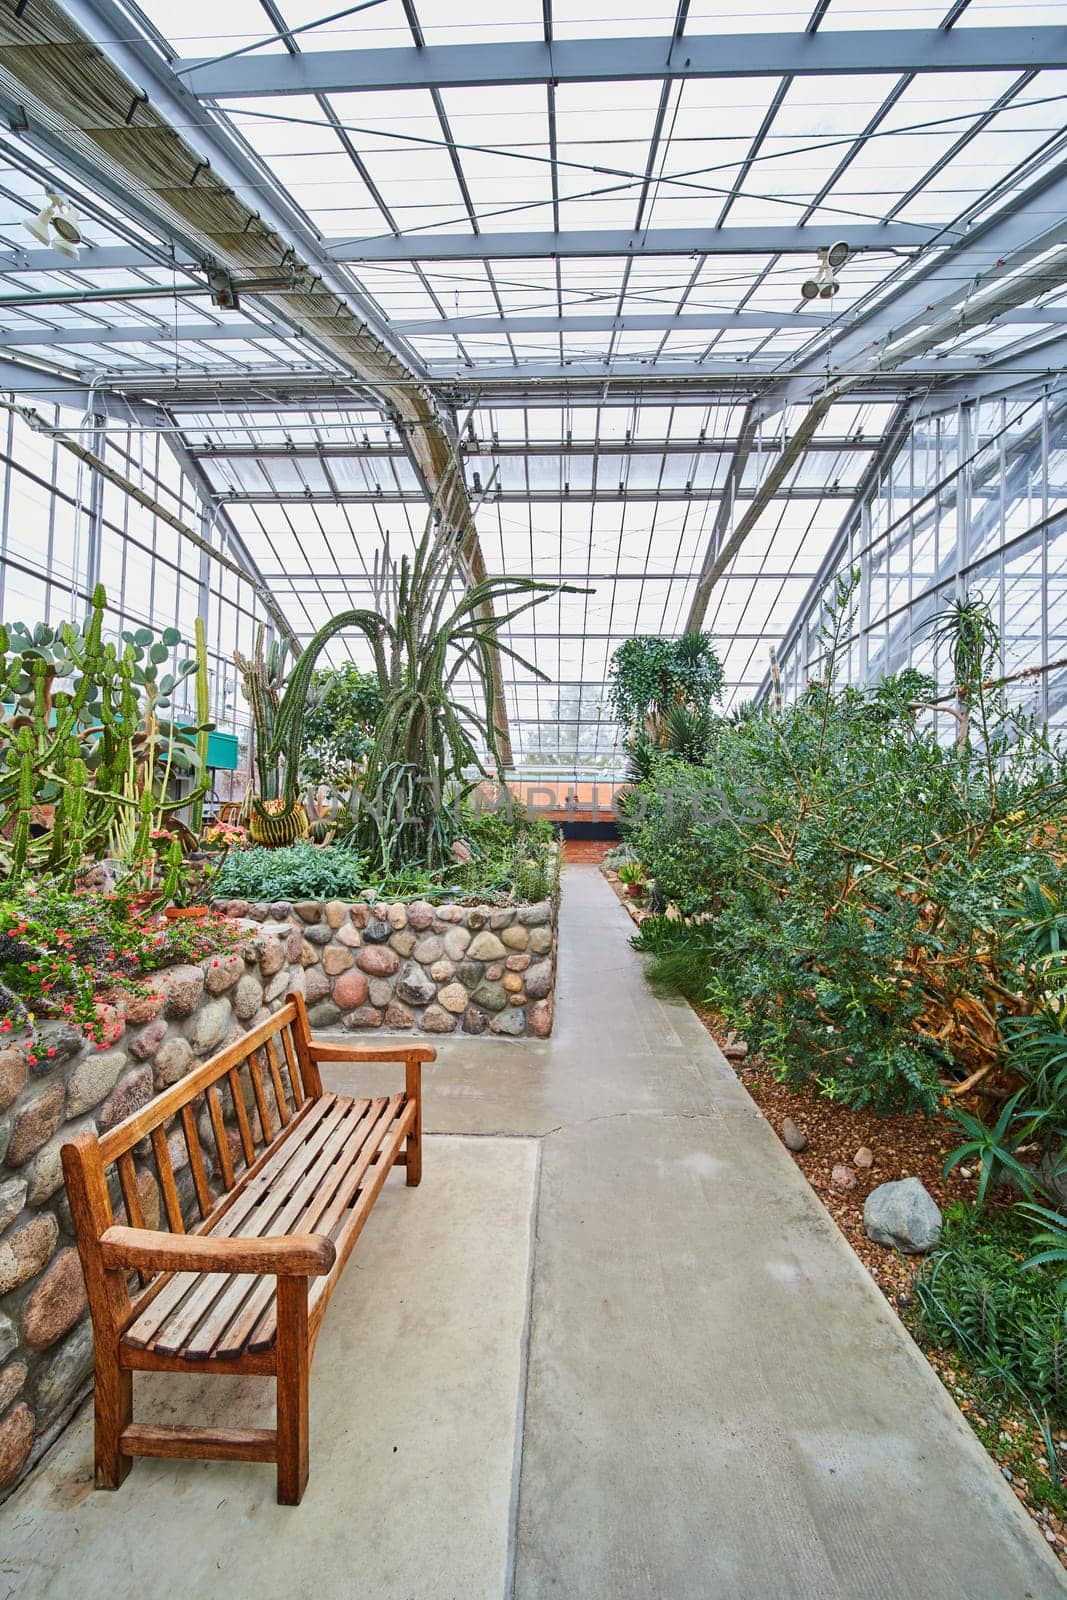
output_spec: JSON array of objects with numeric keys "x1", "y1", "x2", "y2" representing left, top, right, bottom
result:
[
  {"x1": 0, "y1": 585, "x2": 210, "y2": 889},
  {"x1": 236, "y1": 452, "x2": 578, "y2": 867},
  {"x1": 189, "y1": 615, "x2": 211, "y2": 836}
]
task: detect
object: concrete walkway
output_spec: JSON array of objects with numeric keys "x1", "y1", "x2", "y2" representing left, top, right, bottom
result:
[{"x1": 3, "y1": 865, "x2": 1065, "y2": 1598}]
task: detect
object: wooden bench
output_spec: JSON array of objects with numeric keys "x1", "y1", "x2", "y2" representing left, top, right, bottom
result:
[{"x1": 62, "y1": 990, "x2": 434, "y2": 1505}]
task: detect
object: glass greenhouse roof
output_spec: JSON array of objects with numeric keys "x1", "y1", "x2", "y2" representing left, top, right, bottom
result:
[{"x1": 0, "y1": 0, "x2": 1065, "y2": 768}]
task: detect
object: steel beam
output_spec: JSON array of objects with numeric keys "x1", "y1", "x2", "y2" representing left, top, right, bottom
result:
[
  {"x1": 0, "y1": 320, "x2": 295, "y2": 349},
  {"x1": 325, "y1": 224, "x2": 931, "y2": 263},
  {"x1": 175, "y1": 27, "x2": 1067, "y2": 99},
  {"x1": 395, "y1": 310, "x2": 823, "y2": 335},
  {"x1": 0, "y1": 244, "x2": 200, "y2": 275}
]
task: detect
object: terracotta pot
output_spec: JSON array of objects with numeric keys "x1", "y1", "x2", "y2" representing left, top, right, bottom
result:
[
  {"x1": 625, "y1": 882, "x2": 644, "y2": 899},
  {"x1": 163, "y1": 905, "x2": 209, "y2": 922}
]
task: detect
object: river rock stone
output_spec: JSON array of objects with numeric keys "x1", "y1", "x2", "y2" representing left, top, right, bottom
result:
[
  {"x1": 489, "y1": 908, "x2": 515, "y2": 931},
  {"x1": 506, "y1": 953, "x2": 532, "y2": 973},
  {"x1": 0, "y1": 1046, "x2": 27, "y2": 1113},
  {"x1": 322, "y1": 944, "x2": 353, "y2": 976},
  {"x1": 363, "y1": 917, "x2": 392, "y2": 944},
  {"x1": 485, "y1": 962, "x2": 505, "y2": 982},
  {"x1": 456, "y1": 960, "x2": 482, "y2": 989},
  {"x1": 524, "y1": 961, "x2": 553, "y2": 1000},
  {"x1": 421, "y1": 1004, "x2": 457, "y2": 1034},
  {"x1": 468, "y1": 931, "x2": 506, "y2": 962},
  {"x1": 407, "y1": 901, "x2": 435, "y2": 931},
  {"x1": 396, "y1": 964, "x2": 435, "y2": 1007},
  {"x1": 387, "y1": 904, "x2": 408, "y2": 930},
  {"x1": 471, "y1": 981, "x2": 506, "y2": 1013},
  {"x1": 528, "y1": 999, "x2": 553, "y2": 1038},
  {"x1": 185, "y1": 998, "x2": 231, "y2": 1056},
  {"x1": 503, "y1": 972, "x2": 524, "y2": 994},
  {"x1": 334, "y1": 922, "x2": 363, "y2": 949},
  {"x1": 367, "y1": 978, "x2": 394, "y2": 1009},
  {"x1": 782, "y1": 1118, "x2": 807, "y2": 1153},
  {"x1": 300, "y1": 941, "x2": 319, "y2": 967},
  {"x1": 501, "y1": 924, "x2": 528, "y2": 951},
  {"x1": 854, "y1": 1146, "x2": 874, "y2": 1169},
  {"x1": 7, "y1": 1083, "x2": 64, "y2": 1167},
  {"x1": 357, "y1": 945, "x2": 400, "y2": 978},
  {"x1": 128, "y1": 1019, "x2": 167, "y2": 1062},
  {"x1": 0, "y1": 1177, "x2": 25, "y2": 1233},
  {"x1": 831, "y1": 1165, "x2": 857, "y2": 1190},
  {"x1": 305, "y1": 967, "x2": 331, "y2": 1005},
  {"x1": 343, "y1": 1006, "x2": 382, "y2": 1030},
  {"x1": 0, "y1": 1360, "x2": 26, "y2": 1415},
  {"x1": 294, "y1": 901, "x2": 322, "y2": 924},
  {"x1": 324, "y1": 900, "x2": 348, "y2": 929},
  {"x1": 389, "y1": 930, "x2": 416, "y2": 958},
  {"x1": 28, "y1": 1319, "x2": 92, "y2": 1418},
  {"x1": 0, "y1": 1214, "x2": 58, "y2": 1296},
  {"x1": 414, "y1": 934, "x2": 443, "y2": 966},
  {"x1": 437, "y1": 982, "x2": 468, "y2": 1014},
  {"x1": 123, "y1": 990, "x2": 163, "y2": 1025},
  {"x1": 491, "y1": 1008, "x2": 525, "y2": 1037},
  {"x1": 264, "y1": 969, "x2": 290, "y2": 1005},
  {"x1": 0, "y1": 1314, "x2": 14, "y2": 1365},
  {"x1": 443, "y1": 926, "x2": 471, "y2": 962},
  {"x1": 205, "y1": 952, "x2": 243, "y2": 994},
  {"x1": 301, "y1": 924, "x2": 333, "y2": 948},
  {"x1": 270, "y1": 902, "x2": 293, "y2": 922},
  {"x1": 99, "y1": 1067, "x2": 152, "y2": 1133},
  {"x1": 307, "y1": 1001, "x2": 342, "y2": 1029},
  {"x1": 25, "y1": 1134, "x2": 68, "y2": 1207},
  {"x1": 349, "y1": 904, "x2": 369, "y2": 929},
  {"x1": 385, "y1": 1000, "x2": 414, "y2": 1029},
  {"x1": 154, "y1": 1035, "x2": 194, "y2": 1089},
  {"x1": 162, "y1": 964, "x2": 205, "y2": 1019},
  {"x1": 528, "y1": 926, "x2": 553, "y2": 956},
  {"x1": 233, "y1": 973, "x2": 264, "y2": 1021},
  {"x1": 464, "y1": 1007, "x2": 489, "y2": 1035},
  {"x1": 22, "y1": 1248, "x2": 86, "y2": 1350},
  {"x1": 332, "y1": 969, "x2": 370, "y2": 1011},
  {"x1": 65, "y1": 1049, "x2": 124, "y2": 1118},
  {"x1": 518, "y1": 902, "x2": 552, "y2": 926},
  {"x1": 0, "y1": 1403, "x2": 34, "y2": 1490},
  {"x1": 864, "y1": 1178, "x2": 942, "y2": 1254}
]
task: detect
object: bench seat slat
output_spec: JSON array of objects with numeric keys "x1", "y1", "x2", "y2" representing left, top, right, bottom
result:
[
  {"x1": 121, "y1": 1093, "x2": 405, "y2": 1364},
  {"x1": 170, "y1": 1097, "x2": 382, "y2": 1361},
  {"x1": 122, "y1": 1094, "x2": 342, "y2": 1350}
]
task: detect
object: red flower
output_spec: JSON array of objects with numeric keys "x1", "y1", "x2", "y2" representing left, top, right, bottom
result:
[{"x1": 46, "y1": 1047, "x2": 55, "y2": 1057}]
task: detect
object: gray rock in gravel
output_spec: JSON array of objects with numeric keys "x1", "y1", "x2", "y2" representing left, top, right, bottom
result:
[
  {"x1": 782, "y1": 1117, "x2": 807, "y2": 1153},
  {"x1": 864, "y1": 1177, "x2": 942, "y2": 1254}
]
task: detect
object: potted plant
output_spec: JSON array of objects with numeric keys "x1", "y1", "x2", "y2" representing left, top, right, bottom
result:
[
  {"x1": 159, "y1": 837, "x2": 212, "y2": 921},
  {"x1": 617, "y1": 860, "x2": 646, "y2": 900}
]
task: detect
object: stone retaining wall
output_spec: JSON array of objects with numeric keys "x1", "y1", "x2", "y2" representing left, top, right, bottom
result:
[
  {"x1": 212, "y1": 896, "x2": 558, "y2": 1040},
  {"x1": 0, "y1": 921, "x2": 302, "y2": 1498}
]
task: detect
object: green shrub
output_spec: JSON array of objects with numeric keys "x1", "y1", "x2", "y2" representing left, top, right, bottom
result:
[
  {"x1": 915, "y1": 1205, "x2": 1067, "y2": 1419},
  {"x1": 213, "y1": 842, "x2": 370, "y2": 902},
  {"x1": 624, "y1": 576, "x2": 1067, "y2": 1114}
]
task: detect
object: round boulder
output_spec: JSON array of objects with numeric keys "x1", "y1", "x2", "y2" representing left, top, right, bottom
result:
[{"x1": 864, "y1": 1178, "x2": 942, "y2": 1254}]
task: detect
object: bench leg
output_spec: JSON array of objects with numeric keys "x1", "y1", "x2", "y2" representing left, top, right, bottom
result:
[
  {"x1": 94, "y1": 1352, "x2": 132, "y2": 1490},
  {"x1": 405, "y1": 1059, "x2": 422, "y2": 1187},
  {"x1": 276, "y1": 1277, "x2": 310, "y2": 1505}
]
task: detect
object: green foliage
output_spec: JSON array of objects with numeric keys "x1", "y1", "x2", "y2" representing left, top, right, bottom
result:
[
  {"x1": 915, "y1": 1204, "x2": 1067, "y2": 1420},
  {"x1": 0, "y1": 587, "x2": 209, "y2": 891},
  {"x1": 943, "y1": 1093, "x2": 1039, "y2": 1206},
  {"x1": 300, "y1": 662, "x2": 383, "y2": 788},
  {"x1": 627, "y1": 572, "x2": 1067, "y2": 1113},
  {"x1": 213, "y1": 842, "x2": 370, "y2": 903},
  {"x1": 608, "y1": 632, "x2": 724, "y2": 728}
]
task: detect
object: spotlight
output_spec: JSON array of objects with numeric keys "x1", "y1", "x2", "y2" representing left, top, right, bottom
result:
[
  {"x1": 23, "y1": 191, "x2": 83, "y2": 255},
  {"x1": 826, "y1": 240, "x2": 850, "y2": 270},
  {"x1": 801, "y1": 279, "x2": 821, "y2": 301},
  {"x1": 819, "y1": 280, "x2": 837, "y2": 299},
  {"x1": 800, "y1": 244, "x2": 848, "y2": 304}
]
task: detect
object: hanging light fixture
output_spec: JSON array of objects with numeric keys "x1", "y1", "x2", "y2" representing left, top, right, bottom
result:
[
  {"x1": 23, "y1": 191, "x2": 83, "y2": 258},
  {"x1": 801, "y1": 243, "x2": 850, "y2": 302}
]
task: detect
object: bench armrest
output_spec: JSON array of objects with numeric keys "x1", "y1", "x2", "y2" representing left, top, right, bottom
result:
[
  {"x1": 100, "y1": 1226, "x2": 336, "y2": 1278},
  {"x1": 306, "y1": 1041, "x2": 435, "y2": 1066}
]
